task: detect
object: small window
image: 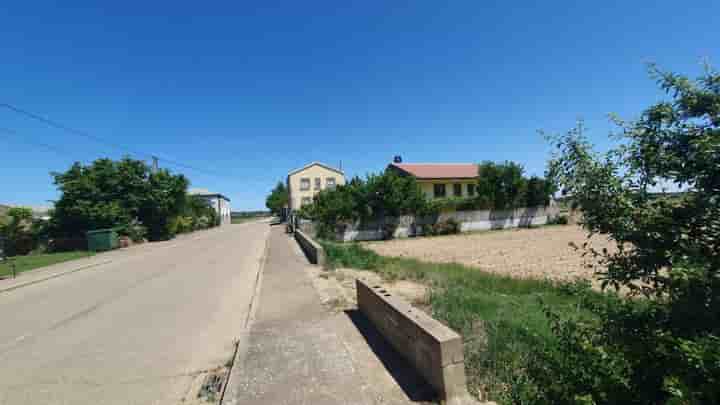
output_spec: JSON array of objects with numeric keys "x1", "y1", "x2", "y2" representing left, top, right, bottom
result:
[
  {"x1": 453, "y1": 183, "x2": 462, "y2": 197},
  {"x1": 326, "y1": 177, "x2": 336, "y2": 189},
  {"x1": 301, "y1": 197, "x2": 312, "y2": 206},
  {"x1": 314, "y1": 177, "x2": 321, "y2": 190},
  {"x1": 433, "y1": 184, "x2": 446, "y2": 198},
  {"x1": 467, "y1": 183, "x2": 475, "y2": 196},
  {"x1": 300, "y1": 178, "x2": 310, "y2": 191}
]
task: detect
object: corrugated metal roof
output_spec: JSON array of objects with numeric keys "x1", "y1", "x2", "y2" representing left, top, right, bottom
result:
[{"x1": 389, "y1": 163, "x2": 478, "y2": 179}]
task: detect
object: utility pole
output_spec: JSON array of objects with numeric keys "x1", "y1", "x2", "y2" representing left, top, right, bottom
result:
[{"x1": 151, "y1": 156, "x2": 159, "y2": 174}]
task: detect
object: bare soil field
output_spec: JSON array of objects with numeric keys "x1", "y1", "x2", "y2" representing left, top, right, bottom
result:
[{"x1": 364, "y1": 225, "x2": 616, "y2": 283}]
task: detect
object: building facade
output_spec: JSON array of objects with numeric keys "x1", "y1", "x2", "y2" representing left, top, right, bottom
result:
[
  {"x1": 386, "y1": 163, "x2": 478, "y2": 199},
  {"x1": 287, "y1": 162, "x2": 345, "y2": 211},
  {"x1": 188, "y1": 189, "x2": 232, "y2": 225}
]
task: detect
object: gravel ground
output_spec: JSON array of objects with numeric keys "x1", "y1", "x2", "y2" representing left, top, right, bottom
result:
[{"x1": 364, "y1": 225, "x2": 616, "y2": 283}]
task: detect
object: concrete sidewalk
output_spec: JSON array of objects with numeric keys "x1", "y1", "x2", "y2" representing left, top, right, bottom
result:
[{"x1": 225, "y1": 226, "x2": 435, "y2": 405}]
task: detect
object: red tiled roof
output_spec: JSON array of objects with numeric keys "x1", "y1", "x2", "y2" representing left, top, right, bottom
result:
[{"x1": 389, "y1": 163, "x2": 478, "y2": 179}]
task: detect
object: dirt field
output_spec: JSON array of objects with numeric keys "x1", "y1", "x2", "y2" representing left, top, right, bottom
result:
[{"x1": 364, "y1": 225, "x2": 616, "y2": 283}]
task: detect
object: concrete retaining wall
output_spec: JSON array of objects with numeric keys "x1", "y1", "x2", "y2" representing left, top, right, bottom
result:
[
  {"x1": 357, "y1": 280, "x2": 477, "y2": 404},
  {"x1": 294, "y1": 229, "x2": 325, "y2": 266},
  {"x1": 337, "y1": 205, "x2": 559, "y2": 242}
]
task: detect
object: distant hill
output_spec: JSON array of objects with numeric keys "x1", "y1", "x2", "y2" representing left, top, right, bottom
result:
[{"x1": 0, "y1": 204, "x2": 9, "y2": 216}]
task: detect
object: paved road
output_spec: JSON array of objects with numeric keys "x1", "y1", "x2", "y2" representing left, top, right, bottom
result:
[{"x1": 0, "y1": 221, "x2": 270, "y2": 405}]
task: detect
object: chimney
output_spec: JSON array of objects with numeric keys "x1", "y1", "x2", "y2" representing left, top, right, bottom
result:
[{"x1": 393, "y1": 155, "x2": 402, "y2": 163}]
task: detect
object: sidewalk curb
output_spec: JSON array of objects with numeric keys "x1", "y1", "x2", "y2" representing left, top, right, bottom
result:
[
  {"x1": 0, "y1": 260, "x2": 112, "y2": 294},
  {"x1": 220, "y1": 229, "x2": 271, "y2": 405}
]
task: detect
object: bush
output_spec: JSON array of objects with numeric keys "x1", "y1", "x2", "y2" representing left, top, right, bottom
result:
[
  {"x1": 547, "y1": 214, "x2": 569, "y2": 225},
  {"x1": 541, "y1": 65, "x2": 720, "y2": 404},
  {"x1": 175, "y1": 216, "x2": 194, "y2": 234},
  {"x1": 195, "y1": 215, "x2": 210, "y2": 230},
  {"x1": 51, "y1": 158, "x2": 188, "y2": 242},
  {"x1": 48, "y1": 237, "x2": 87, "y2": 252},
  {"x1": 422, "y1": 218, "x2": 461, "y2": 236},
  {"x1": 303, "y1": 172, "x2": 432, "y2": 235},
  {"x1": 0, "y1": 208, "x2": 47, "y2": 256},
  {"x1": 117, "y1": 218, "x2": 147, "y2": 243}
]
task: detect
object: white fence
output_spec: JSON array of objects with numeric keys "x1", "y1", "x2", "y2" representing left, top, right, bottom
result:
[{"x1": 298, "y1": 205, "x2": 560, "y2": 242}]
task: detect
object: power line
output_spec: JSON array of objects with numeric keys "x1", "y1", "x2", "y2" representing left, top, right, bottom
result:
[
  {"x1": 0, "y1": 127, "x2": 78, "y2": 159},
  {"x1": 0, "y1": 102, "x2": 231, "y2": 179}
]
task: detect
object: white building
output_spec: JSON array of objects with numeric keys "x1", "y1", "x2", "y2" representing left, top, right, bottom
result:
[{"x1": 188, "y1": 189, "x2": 232, "y2": 225}]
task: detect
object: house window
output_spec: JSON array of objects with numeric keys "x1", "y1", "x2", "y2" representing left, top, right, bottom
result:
[
  {"x1": 326, "y1": 177, "x2": 336, "y2": 189},
  {"x1": 453, "y1": 183, "x2": 462, "y2": 197},
  {"x1": 314, "y1": 177, "x2": 321, "y2": 190},
  {"x1": 300, "y1": 178, "x2": 310, "y2": 191},
  {"x1": 467, "y1": 183, "x2": 475, "y2": 196},
  {"x1": 433, "y1": 184, "x2": 446, "y2": 198},
  {"x1": 301, "y1": 197, "x2": 312, "y2": 206}
]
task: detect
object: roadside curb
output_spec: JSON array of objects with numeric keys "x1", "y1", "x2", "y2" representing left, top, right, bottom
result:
[
  {"x1": 220, "y1": 228, "x2": 271, "y2": 405},
  {"x1": 0, "y1": 260, "x2": 112, "y2": 294}
]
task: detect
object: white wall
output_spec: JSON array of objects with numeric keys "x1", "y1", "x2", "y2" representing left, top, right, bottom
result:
[{"x1": 329, "y1": 206, "x2": 560, "y2": 241}]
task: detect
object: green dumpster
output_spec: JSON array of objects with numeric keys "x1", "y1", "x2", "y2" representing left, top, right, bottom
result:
[{"x1": 86, "y1": 229, "x2": 119, "y2": 252}]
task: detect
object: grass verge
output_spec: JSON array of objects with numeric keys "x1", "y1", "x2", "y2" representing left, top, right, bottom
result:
[
  {"x1": 231, "y1": 216, "x2": 267, "y2": 224},
  {"x1": 321, "y1": 241, "x2": 606, "y2": 403},
  {"x1": 0, "y1": 251, "x2": 94, "y2": 278}
]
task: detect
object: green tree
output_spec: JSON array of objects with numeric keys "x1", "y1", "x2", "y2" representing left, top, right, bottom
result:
[
  {"x1": 525, "y1": 176, "x2": 555, "y2": 207},
  {"x1": 0, "y1": 207, "x2": 34, "y2": 256},
  {"x1": 265, "y1": 181, "x2": 289, "y2": 215},
  {"x1": 365, "y1": 171, "x2": 428, "y2": 218},
  {"x1": 537, "y1": 65, "x2": 720, "y2": 404},
  {"x1": 51, "y1": 157, "x2": 189, "y2": 241},
  {"x1": 299, "y1": 172, "x2": 431, "y2": 239},
  {"x1": 138, "y1": 169, "x2": 189, "y2": 240},
  {"x1": 476, "y1": 161, "x2": 529, "y2": 209}
]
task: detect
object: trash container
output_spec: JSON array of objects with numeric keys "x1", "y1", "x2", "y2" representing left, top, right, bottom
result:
[{"x1": 86, "y1": 229, "x2": 119, "y2": 252}]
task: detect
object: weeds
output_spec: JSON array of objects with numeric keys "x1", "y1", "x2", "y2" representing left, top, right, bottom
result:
[{"x1": 321, "y1": 241, "x2": 606, "y2": 404}]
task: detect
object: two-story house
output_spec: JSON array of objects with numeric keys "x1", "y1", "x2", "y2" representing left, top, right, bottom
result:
[{"x1": 287, "y1": 162, "x2": 345, "y2": 211}]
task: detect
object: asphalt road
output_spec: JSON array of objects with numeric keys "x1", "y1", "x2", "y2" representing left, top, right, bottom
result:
[{"x1": 0, "y1": 221, "x2": 270, "y2": 405}]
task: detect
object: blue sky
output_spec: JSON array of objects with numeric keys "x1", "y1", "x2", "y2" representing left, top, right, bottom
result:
[{"x1": 1, "y1": 1, "x2": 717, "y2": 210}]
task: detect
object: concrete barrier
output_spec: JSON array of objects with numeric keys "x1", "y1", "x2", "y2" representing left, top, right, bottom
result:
[
  {"x1": 357, "y1": 279, "x2": 481, "y2": 405},
  {"x1": 294, "y1": 229, "x2": 325, "y2": 266}
]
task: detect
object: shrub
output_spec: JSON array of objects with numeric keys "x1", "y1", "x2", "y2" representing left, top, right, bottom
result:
[
  {"x1": 541, "y1": 65, "x2": 720, "y2": 404},
  {"x1": 0, "y1": 207, "x2": 45, "y2": 256},
  {"x1": 422, "y1": 218, "x2": 461, "y2": 236},
  {"x1": 302, "y1": 172, "x2": 433, "y2": 236},
  {"x1": 196, "y1": 215, "x2": 210, "y2": 229},
  {"x1": 117, "y1": 218, "x2": 147, "y2": 243},
  {"x1": 50, "y1": 158, "x2": 189, "y2": 241},
  {"x1": 175, "y1": 216, "x2": 194, "y2": 234},
  {"x1": 547, "y1": 214, "x2": 569, "y2": 225},
  {"x1": 48, "y1": 237, "x2": 87, "y2": 252}
]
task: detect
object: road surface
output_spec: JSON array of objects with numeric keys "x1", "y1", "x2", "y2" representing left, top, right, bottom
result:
[{"x1": 0, "y1": 221, "x2": 269, "y2": 405}]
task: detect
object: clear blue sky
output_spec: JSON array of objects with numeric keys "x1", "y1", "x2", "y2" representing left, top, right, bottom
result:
[{"x1": 1, "y1": 1, "x2": 717, "y2": 210}]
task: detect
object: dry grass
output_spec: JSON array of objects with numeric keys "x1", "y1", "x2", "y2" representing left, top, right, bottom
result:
[{"x1": 363, "y1": 225, "x2": 615, "y2": 283}]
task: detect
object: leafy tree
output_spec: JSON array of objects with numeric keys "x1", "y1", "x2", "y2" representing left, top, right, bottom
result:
[
  {"x1": 138, "y1": 169, "x2": 189, "y2": 240},
  {"x1": 299, "y1": 171, "x2": 432, "y2": 238},
  {"x1": 476, "y1": 161, "x2": 535, "y2": 209},
  {"x1": 51, "y1": 159, "x2": 139, "y2": 237},
  {"x1": 0, "y1": 207, "x2": 35, "y2": 256},
  {"x1": 181, "y1": 195, "x2": 219, "y2": 231},
  {"x1": 365, "y1": 171, "x2": 428, "y2": 218},
  {"x1": 265, "y1": 181, "x2": 289, "y2": 215},
  {"x1": 536, "y1": 65, "x2": 720, "y2": 404},
  {"x1": 525, "y1": 176, "x2": 555, "y2": 207},
  {"x1": 51, "y1": 157, "x2": 189, "y2": 241}
]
